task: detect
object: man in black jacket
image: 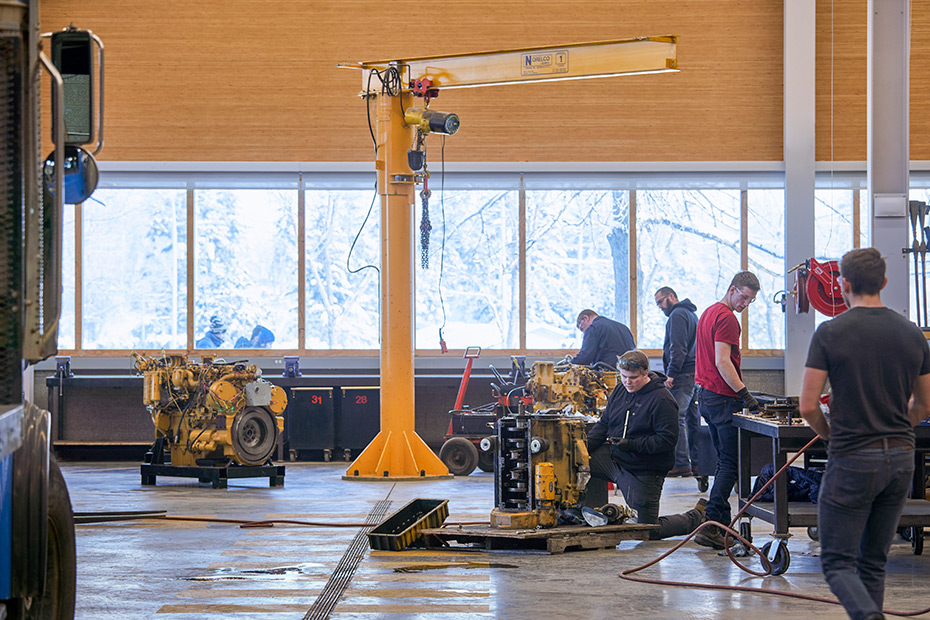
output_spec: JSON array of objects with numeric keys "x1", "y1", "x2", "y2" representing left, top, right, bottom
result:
[
  {"x1": 587, "y1": 349, "x2": 705, "y2": 539},
  {"x1": 571, "y1": 309, "x2": 635, "y2": 369},
  {"x1": 655, "y1": 287, "x2": 700, "y2": 477}
]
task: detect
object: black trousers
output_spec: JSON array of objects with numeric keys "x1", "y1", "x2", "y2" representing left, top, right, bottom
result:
[{"x1": 588, "y1": 444, "x2": 702, "y2": 540}]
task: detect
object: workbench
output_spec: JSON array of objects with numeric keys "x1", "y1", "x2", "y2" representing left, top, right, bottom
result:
[{"x1": 734, "y1": 414, "x2": 930, "y2": 573}]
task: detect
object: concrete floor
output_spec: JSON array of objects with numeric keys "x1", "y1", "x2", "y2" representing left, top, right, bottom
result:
[{"x1": 61, "y1": 461, "x2": 930, "y2": 619}]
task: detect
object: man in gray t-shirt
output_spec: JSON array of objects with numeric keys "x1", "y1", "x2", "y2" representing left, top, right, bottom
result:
[{"x1": 800, "y1": 248, "x2": 930, "y2": 620}]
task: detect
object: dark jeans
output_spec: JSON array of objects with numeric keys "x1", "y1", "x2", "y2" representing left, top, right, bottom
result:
[
  {"x1": 588, "y1": 444, "x2": 702, "y2": 540},
  {"x1": 697, "y1": 387, "x2": 741, "y2": 525},
  {"x1": 670, "y1": 375, "x2": 699, "y2": 469},
  {"x1": 818, "y1": 446, "x2": 914, "y2": 620}
]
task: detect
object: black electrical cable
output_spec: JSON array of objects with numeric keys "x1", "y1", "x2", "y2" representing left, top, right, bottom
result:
[
  {"x1": 345, "y1": 183, "x2": 380, "y2": 279},
  {"x1": 438, "y1": 135, "x2": 448, "y2": 335}
]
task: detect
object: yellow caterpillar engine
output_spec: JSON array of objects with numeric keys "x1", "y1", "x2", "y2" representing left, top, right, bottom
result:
[
  {"x1": 489, "y1": 413, "x2": 591, "y2": 529},
  {"x1": 523, "y1": 361, "x2": 617, "y2": 416},
  {"x1": 133, "y1": 353, "x2": 287, "y2": 467}
]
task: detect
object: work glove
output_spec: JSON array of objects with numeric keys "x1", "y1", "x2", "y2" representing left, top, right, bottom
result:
[
  {"x1": 608, "y1": 437, "x2": 633, "y2": 450},
  {"x1": 737, "y1": 387, "x2": 760, "y2": 412}
]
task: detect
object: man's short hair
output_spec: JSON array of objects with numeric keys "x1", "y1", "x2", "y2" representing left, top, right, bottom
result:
[
  {"x1": 655, "y1": 286, "x2": 676, "y2": 299},
  {"x1": 729, "y1": 271, "x2": 761, "y2": 292},
  {"x1": 576, "y1": 309, "x2": 598, "y2": 324},
  {"x1": 840, "y1": 247, "x2": 885, "y2": 295},
  {"x1": 617, "y1": 350, "x2": 650, "y2": 374}
]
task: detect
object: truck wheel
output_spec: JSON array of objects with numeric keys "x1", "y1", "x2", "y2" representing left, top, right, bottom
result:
[
  {"x1": 440, "y1": 437, "x2": 478, "y2": 476},
  {"x1": 13, "y1": 455, "x2": 76, "y2": 620},
  {"x1": 477, "y1": 450, "x2": 495, "y2": 473}
]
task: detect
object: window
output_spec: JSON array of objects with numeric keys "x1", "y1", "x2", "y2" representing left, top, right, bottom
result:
[
  {"x1": 747, "y1": 189, "x2": 785, "y2": 349},
  {"x1": 417, "y1": 190, "x2": 520, "y2": 349},
  {"x1": 637, "y1": 189, "x2": 741, "y2": 349},
  {"x1": 59, "y1": 205, "x2": 75, "y2": 350},
  {"x1": 526, "y1": 190, "x2": 630, "y2": 349},
  {"x1": 194, "y1": 189, "x2": 297, "y2": 349},
  {"x1": 82, "y1": 189, "x2": 187, "y2": 349},
  {"x1": 305, "y1": 189, "x2": 381, "y2": 349}
]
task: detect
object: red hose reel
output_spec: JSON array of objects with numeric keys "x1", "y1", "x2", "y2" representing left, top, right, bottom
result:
[{"x1": 794, "y1": 258, "x2": 848, "y2": 316}]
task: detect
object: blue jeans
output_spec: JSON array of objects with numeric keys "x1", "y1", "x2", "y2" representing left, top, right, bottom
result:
[
  {"x1": 818, "y1": 446, "x2": 914, "y2": 620},
  {"x1": 670, "y1": 375, "x2": 699, "y2": 469},
  {"x1": 697, "y1": 387, "x2": 741, "y2": 524}
]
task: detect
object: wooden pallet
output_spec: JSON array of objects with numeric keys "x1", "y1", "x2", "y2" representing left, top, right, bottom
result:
[{"x1": 420, "y1": 523, "x2": 657, "y2": 554}]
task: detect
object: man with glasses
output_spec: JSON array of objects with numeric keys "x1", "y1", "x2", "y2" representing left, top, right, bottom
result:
[
  {"x1": 800, "y1": 248, "x2": 930, "y2": 620},
  {"x1": 655, "y1": 287, "x2": 700, "y2": 477},
  {"x1": 692, "y1": 271, "x2": 761, "y2": 550},
  {"x1": 571, "y1": 309, "x2": 635, "y2": 370},
  {"x1": 587, "y1": 349, "x2": 706, "y2": 539}
]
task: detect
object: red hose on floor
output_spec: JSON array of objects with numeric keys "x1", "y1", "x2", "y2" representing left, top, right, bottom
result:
[{"x1": 619, "y1": 435, "x2": 930, "y2": 617}]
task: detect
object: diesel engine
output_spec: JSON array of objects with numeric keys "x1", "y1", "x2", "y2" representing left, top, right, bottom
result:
[
  {"x1": 133, "y1": 353, "x2": 287, "y2": 467},
  {"x1": 523, "y1": 361, "x2": 618, "y2": 416}
]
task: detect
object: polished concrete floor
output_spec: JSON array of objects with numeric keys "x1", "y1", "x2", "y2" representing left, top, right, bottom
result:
[{"x1": 61, "y1": 460, "x2": 930, "y2": 619}]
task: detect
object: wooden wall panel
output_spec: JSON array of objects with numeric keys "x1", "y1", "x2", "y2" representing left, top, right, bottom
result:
[
  {"x1": 816, "y1": 0, "x2": 930, "y2": 163},
  {"x1": 40, "y1": 0, "x2": 785, "y2": 163}
]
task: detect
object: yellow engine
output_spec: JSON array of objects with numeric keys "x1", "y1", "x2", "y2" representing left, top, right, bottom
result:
[
  {"x1": 523, "y1": 361, "x2": 617, "y2": 416},
  {"x1": 490, "y1": 413, "x2": 591, "y2": 529},
  {"x1": 133, "y1": 353, "x2": 287, "y2": 467}
]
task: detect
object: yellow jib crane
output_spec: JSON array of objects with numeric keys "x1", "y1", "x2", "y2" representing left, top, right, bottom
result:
[{"x1": 339, "y1": 36, "x2": 678, "y2": 480}]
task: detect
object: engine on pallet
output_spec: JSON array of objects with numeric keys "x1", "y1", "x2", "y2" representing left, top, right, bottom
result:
[
  {"x1": 489, "y1": 412, "x2": 592, "y2": 529},
  {"x1": 522, "y1": 361, "x2": 617, "y2": 416},
  {"x1": 133, "y1": 353, "x2": 287, "y2": 467}
]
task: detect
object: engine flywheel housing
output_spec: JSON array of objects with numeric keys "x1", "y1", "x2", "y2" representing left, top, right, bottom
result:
[{"x1": 230, "y1": 406, "x2": 278, "y2": 465}]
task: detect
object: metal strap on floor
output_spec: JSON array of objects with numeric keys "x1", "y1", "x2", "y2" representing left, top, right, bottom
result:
[{"x1": 302, "y1": 494, "x2": 393, "y2": 620}]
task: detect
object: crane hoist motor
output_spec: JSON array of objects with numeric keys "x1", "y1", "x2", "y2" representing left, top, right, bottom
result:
[{"x1": 133, "y1": 353, "x2": 287, "y2": 467}]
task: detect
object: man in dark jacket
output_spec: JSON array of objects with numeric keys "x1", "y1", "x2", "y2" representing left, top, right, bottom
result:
[
  {"x1": 587, "y1": 350, "x2": 705, "y2": 539},
  {"x1": 571, "y1": 309, "x2": 635, "y2": 369},
  {"x1": 655, "y1": 287, "x2": 700, "y2": 477}
]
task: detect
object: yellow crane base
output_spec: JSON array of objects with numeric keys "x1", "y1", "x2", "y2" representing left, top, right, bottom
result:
[{"x1": 343, "y1": 430, "x2": 452, "y2": 481}]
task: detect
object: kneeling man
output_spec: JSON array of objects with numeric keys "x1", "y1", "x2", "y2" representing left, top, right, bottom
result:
[{"x1": 588, "y1": 350, "x2": 704, "y2": 539}]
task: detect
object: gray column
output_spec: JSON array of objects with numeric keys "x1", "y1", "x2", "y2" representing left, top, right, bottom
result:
[
  {"x1": 784, "y1": 0, "x2": 816, "y2": 394},
  {"x1": 867, "y1": 0, "x2": 910, "y2": 317}
]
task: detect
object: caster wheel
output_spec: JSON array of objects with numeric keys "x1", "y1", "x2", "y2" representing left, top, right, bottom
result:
[
  {"x1": 739, "y1": 520, "x2": 753, "y2": 544},
  {"x1": 760, "y1": 540, "x2": 791, "y2": 575},
  {"x1": 288, "y1": 449, "x2": 297, "y2": 462},
  {"x1": 697, "y1": 476, "x2": 709, "y2": 493},
  {"x1": 910, "y1": 526, "x2": 924, "y2": 555},
  {"x1": 807, "y1": 526, "x2": 819, "y2": 541},
  {"x1": 323, "y1": 449, "x2": 332, "y2": 462}
]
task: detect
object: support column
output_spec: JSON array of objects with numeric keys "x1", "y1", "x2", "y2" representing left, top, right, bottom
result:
[
  {"x1": 784, "y1": 0, "x2": 816, "y2": 394},
  {"x1": 867, "y1": 0, "x2": 910, "y2": 317},
  {"x1": 345, "y1": 89, "x2": 450, "y2": 480}
]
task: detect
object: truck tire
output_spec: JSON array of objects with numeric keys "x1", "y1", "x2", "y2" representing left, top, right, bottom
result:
[
  {"x1": 439, "y1": 437, "x2": 478, "y2": 476},
  {"x1": 11, "y1": 455, "x2": 77, "y2": 620}
]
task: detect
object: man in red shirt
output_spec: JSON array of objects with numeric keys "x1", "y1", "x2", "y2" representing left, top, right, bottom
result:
[{"x1": 693, "y1": 271, "x2": 760, "y2": 550}]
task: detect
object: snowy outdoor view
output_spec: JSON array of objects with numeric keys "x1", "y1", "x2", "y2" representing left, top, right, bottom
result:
[{"x1": 57, "y1": 174, "x2": 876, "y2": 353}]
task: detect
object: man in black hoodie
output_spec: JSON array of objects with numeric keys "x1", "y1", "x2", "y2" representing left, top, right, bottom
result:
[
  {"x1": 655, "y1": 287, "x2": 700, "y2": 477},
  {"x1": 587, "y1": 350, "x2": 705, "y2": 540}
]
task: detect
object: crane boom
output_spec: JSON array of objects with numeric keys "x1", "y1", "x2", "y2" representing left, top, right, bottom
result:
[{"x1": 340, "y1": 36, "x2": 678, "y2": 480}]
